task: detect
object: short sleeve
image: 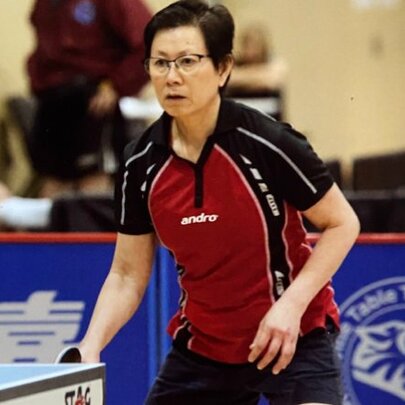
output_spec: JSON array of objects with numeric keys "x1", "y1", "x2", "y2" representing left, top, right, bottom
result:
[
  {"x1": 114, "y1": 142, "x2": 154, "y2": 234},
  {"x1": 273, "y1": 125, "x2": 334, "y2": 211}
]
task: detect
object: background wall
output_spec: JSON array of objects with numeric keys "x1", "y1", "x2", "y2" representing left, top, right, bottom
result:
[
  {"x1": 0, "y1": 0, "x2": 404, "y2": 179},
  {"x1": 0, "y1": 0, "x2": 34, "y2": 110},
  {"x1": 223, "y1": 0, "x2": 405, "y2": 171}
]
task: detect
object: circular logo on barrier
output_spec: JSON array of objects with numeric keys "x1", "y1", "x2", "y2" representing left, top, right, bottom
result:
[{"x1": 336, "y1": 277, "x2": 405, "y2": 405}]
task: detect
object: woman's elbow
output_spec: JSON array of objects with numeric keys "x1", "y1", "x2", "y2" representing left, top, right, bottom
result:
[{"x1": 343, "y1": 208, "x2": 361, "y2": 241}]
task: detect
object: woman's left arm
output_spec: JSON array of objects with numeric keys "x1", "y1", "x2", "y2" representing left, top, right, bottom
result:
[{"x1": 248, "y1": 184, "x2": 360, "y2": 373}]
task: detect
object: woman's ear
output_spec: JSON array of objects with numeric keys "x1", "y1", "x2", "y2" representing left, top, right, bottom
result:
[{"x1": 218, "y1": 54, "x2": 234, "y2": 88}]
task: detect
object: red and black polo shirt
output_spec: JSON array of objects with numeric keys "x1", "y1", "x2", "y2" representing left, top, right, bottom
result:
[{"x1": 116, "y1": 98, "x2": 338, "y2": 364}]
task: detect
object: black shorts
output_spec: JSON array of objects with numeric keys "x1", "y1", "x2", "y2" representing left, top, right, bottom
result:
[
  {"x1": 28, "y1": 79, "x2": 127, "y2": 180},
  {"x1": 145, "y1": 328, "x2": 343, "y2": 405}
]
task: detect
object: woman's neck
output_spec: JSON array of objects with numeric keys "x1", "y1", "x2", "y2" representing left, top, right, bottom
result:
[{"x1": 171, "y1": 96, "x2": 221, "y2": 163}]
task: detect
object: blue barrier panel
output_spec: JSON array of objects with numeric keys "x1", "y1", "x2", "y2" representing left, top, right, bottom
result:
[
  {"x1": 0, "y1": 234, "x2": 158, "y2": 405},
  {"x1": 332, "y1": 237, "x2": 405, "y2": 405},
  {"x1": 155, "y1": 248, "x2": 177, "y2": 365},
  {"x1": 1, "y1": 234, "x2": 404, "y2": 405}
]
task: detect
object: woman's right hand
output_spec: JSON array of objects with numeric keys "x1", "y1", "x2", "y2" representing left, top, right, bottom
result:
[{"x1": 78, "y1": 343, "x2": 101, "y2": 363}]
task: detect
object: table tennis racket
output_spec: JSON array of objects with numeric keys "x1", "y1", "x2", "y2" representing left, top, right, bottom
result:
[{"x1": 55, "y1": 346, "x2": 82, "y2": 363}]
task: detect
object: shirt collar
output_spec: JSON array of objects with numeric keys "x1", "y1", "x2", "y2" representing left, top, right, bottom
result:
[{"x1": 149, "y1": 98, "x2": 242, "y2": 148}]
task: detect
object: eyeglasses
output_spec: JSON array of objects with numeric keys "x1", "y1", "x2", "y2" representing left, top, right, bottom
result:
[{"x1": 144, "y1": 54, "x2": 211, "y2": 76}]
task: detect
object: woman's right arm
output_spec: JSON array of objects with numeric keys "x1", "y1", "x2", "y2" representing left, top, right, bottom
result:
[{"x1": 79, "y1": 232, "x2": 156, "y2": 362}]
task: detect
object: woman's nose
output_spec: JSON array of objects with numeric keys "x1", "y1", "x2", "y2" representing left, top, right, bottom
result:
[{"x1": 165, "y1": 62, "x2": 183, "y2": 83}]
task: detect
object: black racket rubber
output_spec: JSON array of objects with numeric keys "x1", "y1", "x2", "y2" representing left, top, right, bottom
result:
[{"x1": 55, "y1": 346, "x2": 82, "y2": 363}]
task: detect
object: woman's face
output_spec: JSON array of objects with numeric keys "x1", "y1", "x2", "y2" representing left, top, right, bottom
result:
[{"x1": 149, "y1": 25, "x2": 231, "y2": 119}]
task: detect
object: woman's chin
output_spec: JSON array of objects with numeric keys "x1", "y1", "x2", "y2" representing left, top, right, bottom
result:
[{"x1": 162, "y1": 103, "x2": 191, "y2": 117}]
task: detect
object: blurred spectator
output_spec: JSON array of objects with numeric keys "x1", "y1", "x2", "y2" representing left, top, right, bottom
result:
[
  {"x1": 226, "y1": 24, "x2": 288, "y2": 120},
  {"x1": 26, "y1": 0, "x2": 152, "y2": 197}
]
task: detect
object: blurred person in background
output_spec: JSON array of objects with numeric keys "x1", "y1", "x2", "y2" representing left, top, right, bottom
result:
[
  {"x1": 227, "y1": 24, "x2": 288, "y2": 121},
  {"x1": 26, "y1": 0, "x2": 152, "y2": 197}
]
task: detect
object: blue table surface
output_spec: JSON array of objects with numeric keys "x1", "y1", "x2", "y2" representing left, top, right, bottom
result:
[{"x1": 0, "y1": 364, "x2": 101, "y2": 387}]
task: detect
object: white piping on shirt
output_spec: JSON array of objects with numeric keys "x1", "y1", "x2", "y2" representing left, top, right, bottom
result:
[
  {"x1": 236, "y1": 127, "x2": 318, "y2": 194},
  {"x1": 120, "y1": 141, "x2": 153, "y2": 225}
]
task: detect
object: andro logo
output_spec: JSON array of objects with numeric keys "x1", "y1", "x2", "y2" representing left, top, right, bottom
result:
[
  {"x1": 336, "y1": 277, "x2": 405, "y2": 405},
  {"x1": 181, "y1": 212, "x2": 219, "y2": 225}
]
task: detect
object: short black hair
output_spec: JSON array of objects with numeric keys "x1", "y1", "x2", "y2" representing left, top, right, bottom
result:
[{"x1": 144, "y1": 0, "x2": 234, "y2": 69}]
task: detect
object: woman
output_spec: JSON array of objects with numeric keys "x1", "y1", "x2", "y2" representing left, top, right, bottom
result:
[{"x1": 79, "y1": 1, "x2": 360, "y2": 404}]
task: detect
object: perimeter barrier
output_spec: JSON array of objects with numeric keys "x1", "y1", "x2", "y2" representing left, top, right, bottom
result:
[{"x1": 0, "y1": 233, "x2": 404, "y2": 405}]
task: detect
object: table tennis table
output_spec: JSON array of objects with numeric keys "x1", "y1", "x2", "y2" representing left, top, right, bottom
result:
[{"x1": 0, "y1": 364, "x2": 105, "y2": 404}]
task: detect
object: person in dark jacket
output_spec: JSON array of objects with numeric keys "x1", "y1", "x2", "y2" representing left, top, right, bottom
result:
[{"x1": 27, "y1": 0, "x2": 152, "y2": 197}]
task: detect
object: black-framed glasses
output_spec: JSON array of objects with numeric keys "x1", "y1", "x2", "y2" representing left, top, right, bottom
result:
[{"x1": 144, "y1": 54, "x2": 211, "y2": 76}]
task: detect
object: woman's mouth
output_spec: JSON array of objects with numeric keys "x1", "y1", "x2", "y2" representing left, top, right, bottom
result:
[{"x1": 166, "y1": 94, "x2": 185, "y2": 100}]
